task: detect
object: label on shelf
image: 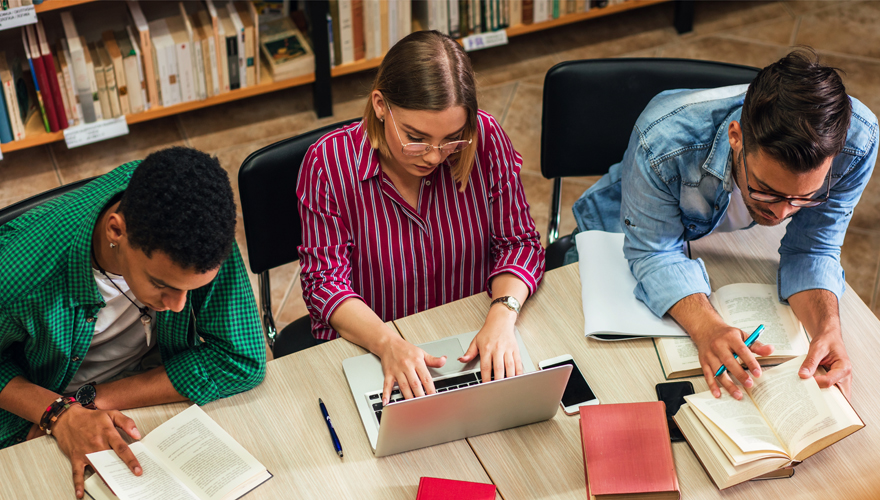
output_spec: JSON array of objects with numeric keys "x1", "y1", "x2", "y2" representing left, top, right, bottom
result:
[
  {"x1": 461, "y1": 31, "x2": 509, "y2": 52},
  {"x1": 64, "y1": 117, "x2": 130, "y2": 149},
  {"x1": 0, "y1": 5, "x2": 37, "y2": 31}
]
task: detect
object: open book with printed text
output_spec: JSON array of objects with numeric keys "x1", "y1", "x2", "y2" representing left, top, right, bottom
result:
[
  {"x1": 673, "y1": 356, "x2": 863, "y2": 489},
  {"x1": 654, "y1": 283, "x2": 811, "y2": 378},
  {"x1": 85, "y1": 405, "x2": 272, "y2": 500}
]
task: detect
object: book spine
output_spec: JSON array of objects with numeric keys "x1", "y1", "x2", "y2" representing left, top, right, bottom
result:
[
  {"x1": 351, "y1": 0, "x2": 365, "y2": 61},
  {"x1": 386, "y1": 0, "x2": 397, "y2": 47},
  {"x1": 2, "y1": 76, "x2": 25, "y2": 141},
  {"x1": 193, "y1": 36, "x2": 207, "y2": 100},
  {"x1": 226, "y1": 36, "x2": 239, "y2": 91},
  {"x1": 0, "y1": 88, "x2": 12, "y2": 144},
  {"x1": 122, "y1": 55, "x2": 143, "y2": 113},
  {"x1": 339, "y1": 0, "x2": 354, "y2": 65},
  {"x1": 176, "y1": 40, "x2": 196, "y2": 103},
  {"x1": 42, "y1": 51, "x2": 68, "y2": 130},
  {"x1": 206, "y1": 36, "x2": 220, "y2": 96},
  {"x1": 164, "y1": 44, "x2": 181, "y2": 105},
  {"x1": 449, "y1": 0, "x2": 460, "y2": 37},
  {"x1": 53, "y1": 57, "x2": 74, "y2": 126}
]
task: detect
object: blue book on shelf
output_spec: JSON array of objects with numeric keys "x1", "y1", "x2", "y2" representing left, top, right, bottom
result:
[{"x1": 0, "y1": 86, "x2": 13, "y2": 144}]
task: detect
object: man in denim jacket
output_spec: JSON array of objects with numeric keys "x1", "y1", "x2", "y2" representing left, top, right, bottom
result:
[{"x1": 571, "y1": 50, "x2": 877, "y2": 400}]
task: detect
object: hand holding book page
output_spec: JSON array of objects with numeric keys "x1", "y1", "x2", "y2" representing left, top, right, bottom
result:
[
  {"x1": 654, "y1": 283, "x2": 810, "y2": 379},
  {"x1": 86, "y1": 405, "x2": 271, "y2": 500}
]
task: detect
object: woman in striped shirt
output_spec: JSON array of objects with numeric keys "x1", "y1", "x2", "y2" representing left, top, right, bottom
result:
[{"x1": 297, "y1": 31, "x2": 545, "y2": 405}]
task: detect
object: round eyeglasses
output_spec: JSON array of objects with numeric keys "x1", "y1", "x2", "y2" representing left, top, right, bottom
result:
[
  {"x1": 742, "y1": 142, "x2": 831, "y2": 208},
  {"x1": 386, "y1": 104, "x2": 471, "y2": 157}
]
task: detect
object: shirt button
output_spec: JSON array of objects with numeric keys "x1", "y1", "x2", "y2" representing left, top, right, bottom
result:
[
  {"x1": 714, "y1": 204, "x2": 719, "y2": 210},
  {"x1": 73, "y1": 356, "x2": 80, "y2": 362},
  {"x1": 86, "y1": 317, "x2": 95, "y2": 323},
  {"x1": 688, "y1": 224, "x2": 696, "y2": 230},
  {"x1": 425, "y1": 180, "x2": 431, "y2": 186}
]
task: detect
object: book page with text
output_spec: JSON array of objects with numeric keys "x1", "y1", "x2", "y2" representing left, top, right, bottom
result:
[
  {"x1": 141, "y1": 405, "x2": 267, "y2": 500},
  {"x1": 685, "y1": 391, "x2": 787, "y2": 455},
  {"x1": 87, "y1": 442, "x2": 200, "y2": 500},
  {"x1": 712, "y1": 283, "x2": 809, "y2": 354},
  {"x1": 746, "y1": 355, "x2": 832, "y2": 454}
]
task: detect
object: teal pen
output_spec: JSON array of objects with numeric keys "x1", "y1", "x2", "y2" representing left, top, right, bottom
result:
[{"x1": 714, "y1": 324, "x2": 765, "y2": 378}]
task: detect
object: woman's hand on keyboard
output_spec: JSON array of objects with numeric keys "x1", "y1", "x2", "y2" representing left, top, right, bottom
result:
[
  {"x1": 460, "y1": 304, "x2": 522, "y2": 383},
  {"x1": 379, "y1": 336, "x2": 447, "y2": 405}
]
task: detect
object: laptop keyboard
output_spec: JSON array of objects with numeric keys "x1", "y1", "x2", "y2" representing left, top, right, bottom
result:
[{"x1": 368, "y1": 372, "x2": 483, "y2": 424}]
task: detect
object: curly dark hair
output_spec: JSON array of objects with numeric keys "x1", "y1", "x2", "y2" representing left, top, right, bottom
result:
[{"x1": 118, "y1": 147, "x2": 236, "y2": 273}]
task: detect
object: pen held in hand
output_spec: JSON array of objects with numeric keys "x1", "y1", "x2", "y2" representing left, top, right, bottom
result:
[
  {"x1": 714, "y1": 324, "x2": 765, "y2": 378},
  {"x1": 319, "y1": 398, "x2": 343, "y2": 458}
]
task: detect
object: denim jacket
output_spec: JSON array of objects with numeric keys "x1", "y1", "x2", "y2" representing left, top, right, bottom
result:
[{"x1": 572, "y1": 84, "x2": 878, "y2": 318}]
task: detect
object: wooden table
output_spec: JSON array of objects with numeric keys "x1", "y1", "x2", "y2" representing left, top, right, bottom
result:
[
  {"x1": 394, "y1": 224, "x2": 880, "y2": 499},
  {"x1": 0, "y1": 324, "x2": 498, "y2": 500}
]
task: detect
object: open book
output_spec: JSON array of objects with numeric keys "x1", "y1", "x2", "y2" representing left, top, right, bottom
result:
[
  {"x1": 654, "y1": 283, "x2": 810, "y2": 378},
  {"x1": 85, "y1": 405, "x2": 272, "y2": 500},
  {"x1": 576, "y1": 231, "x2": 688, "y2": 341},
  {"x1": 673, "y1": 356, "x2": 863, "y2": 489}
]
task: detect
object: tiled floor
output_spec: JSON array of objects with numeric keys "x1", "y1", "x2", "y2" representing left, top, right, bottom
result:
[{"x1": 2, "y1": 1, "x2": 879, "y2": 339}]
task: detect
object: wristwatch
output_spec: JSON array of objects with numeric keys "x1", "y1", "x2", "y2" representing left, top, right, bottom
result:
[
  {"x1": 491, "y1": 296, "x2": 521, "y2": 315},
  {"x1": 74, "y1": 383, "x2": 98, "y2": 410}
]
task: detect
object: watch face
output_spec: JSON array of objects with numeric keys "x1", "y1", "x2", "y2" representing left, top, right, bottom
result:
[{"x1": 76, "y1": 384, "x2": 96, "y2": 406}]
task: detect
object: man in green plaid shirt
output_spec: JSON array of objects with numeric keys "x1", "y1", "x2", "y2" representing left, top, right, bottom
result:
[{"x1": 0, "y1": 147, "x2": 266, "y2": 498}]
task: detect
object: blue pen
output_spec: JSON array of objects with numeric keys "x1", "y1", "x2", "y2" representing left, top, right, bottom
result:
[
  {"x1": 319, "y1": 398, "x2": 343, "y2": 458},
  {"x1": 714, "y1": 324, "x2": 765, "y2": 378}
]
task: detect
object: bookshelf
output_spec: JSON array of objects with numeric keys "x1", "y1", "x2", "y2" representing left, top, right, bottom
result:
[{"x1": 1, "y1": 0, "x2": 691, "y2": 155}]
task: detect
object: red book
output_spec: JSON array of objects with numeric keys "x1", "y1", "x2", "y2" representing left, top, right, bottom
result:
[
  {"x1": 24, "y1": 25, "x2": 60, "y2": 132},
  {"x1": 351, "y1": 0, "x2": 365, "y2": 61},
  {"x1": 579, "y1": 402, "x2": 680, "y2": 500},
  {"x1": 416, "y1": 477, "x2": 495, "y2": 500},
  {"x1": 35, "y1": 20, "x2": 69, "y2": 130}
]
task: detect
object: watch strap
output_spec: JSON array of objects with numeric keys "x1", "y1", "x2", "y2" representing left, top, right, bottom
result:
[{"x1": 491, "y1": 295, "x2": 521, "y2": 314}]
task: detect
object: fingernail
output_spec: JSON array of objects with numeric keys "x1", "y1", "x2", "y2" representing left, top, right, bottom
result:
[
  {"x1": 744, "y1": 378, "x2": 753, "y2": 388},
  {"x1": 134, "y1": 466, "x2": 142, "y2": 475},
  {"x1": 383, "y1": 398, "x2": 388, "y2": 406},
  {"x1": 734, "y1": 391, "x2": 743, "y2": 399},
  {"x1": 132, "y1": 427, "x2": 141, "y2": 439},
  {"x1": 753, "y1": 368, "x2": 762, "y2": 376},
  {"x1": 713, "y1": 390, "x2": 721, "y2": 398},
  {"x1": 799, "y1": 368, "x2": 809, "y2": 374}
]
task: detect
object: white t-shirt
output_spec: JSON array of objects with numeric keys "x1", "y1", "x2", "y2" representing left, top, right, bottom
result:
[
  {"x1": 64, "y1": 270, "x2": 156, "y2": 393},
  {"x1": 715, "y1": 183, "x2": 753, "y2": 232}
]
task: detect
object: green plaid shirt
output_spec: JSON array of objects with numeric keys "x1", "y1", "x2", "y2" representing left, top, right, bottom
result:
[{"x1": 0, "y1": 161, "x2": 266, "y2": 448}]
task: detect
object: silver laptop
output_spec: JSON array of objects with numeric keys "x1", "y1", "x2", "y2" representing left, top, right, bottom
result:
[{"x1": 342, "y1": 329, "x2": 572, "y2": 457}]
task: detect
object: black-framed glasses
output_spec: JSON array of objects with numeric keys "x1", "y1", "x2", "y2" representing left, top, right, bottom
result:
[
  {"x1": 741, "y1": 142, "x2": 831, "y2": 208},
  {"x1": 386, "y1": 104, "x2": 471, "y2": 157}
]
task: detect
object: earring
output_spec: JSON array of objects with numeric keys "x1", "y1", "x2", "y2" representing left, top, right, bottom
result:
[
  {"x1": 380, "y1": 117, "x2": 385, "y2": 123},
  {"x1": 109, "y1": 243, "x2": 117, "y2": 249}
]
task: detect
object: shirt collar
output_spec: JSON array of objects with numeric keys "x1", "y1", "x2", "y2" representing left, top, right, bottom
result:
[{"x1": 701, "y1": 107, "x2": 742, "y2": 192}]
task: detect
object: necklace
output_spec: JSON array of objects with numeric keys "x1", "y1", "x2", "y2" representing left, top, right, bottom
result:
[{"x1": 90, "y1": 243, "x2": 153, "y2": 337}]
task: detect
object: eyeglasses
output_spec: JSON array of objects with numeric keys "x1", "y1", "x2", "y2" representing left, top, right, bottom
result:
[
  {"x1": 741, "y1": 142, "x2": 831, "y2": 208},
  {"x1": 386, "y1": 104, "x2": 471, "y2": 157}
]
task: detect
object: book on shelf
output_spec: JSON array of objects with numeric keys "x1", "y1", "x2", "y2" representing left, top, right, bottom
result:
[
  {"x1": 204, "y1": 0, "x2": 228, "y2": 93},
  {"x1": 364, "y1": 0, "x2": 382, "y2": 60},
  {"x1": 233, "y1": 2, "x2": 257, "y2": 87},
  {"x1": 56, "y1": 40, "x2": 82, "y2": 126},
  {"x1": 84, "y1": 404, "x2": 272, "y2": 500},
  {"x1": 166, "y1": 15, "x2": 198, "y2": 104},
  {"x1": 121, "y1": 26, "x2": 147, "y2": 113},
  {"x1": 52, "y1": 55, "x2": 73, "y2": 128},
  {"x1": 674, "y1": 355, "x2": 864, "y2": 489},
  {"x1": 195, "y1": 10, "x2": 221, "y2": 97},
  {"x1": 0, "y1": 78, "x2": 12, "y2": 144},
  {"x1": 0, "y1": 51, "x2": 26, "y2": 142},
  {"x1": 579, "y1": 402, "x2": 680, "y2": 499},
  {"x1": 34, "y1": 20, "x2": 69, "y2": 130},
  {"x1": 127, "y1": 0, "x2": 158, "y2": 109},
  {"x1": 226, "y1": 2, "x2": 247, "y2": 89},
  {"x1": 654, "y1": 283, "x2": 811, "y2": 379},
  {"x1": 61, "y1": 12, "x2": 98, "y2": 123},
  {"x1": 522, "y1": 0, "x2": 533, "y2": 24},
  {"x1": 449, "y1": 0, "x2": 461, "y2": 37},
  {"x1": 148, "y1": 18, "x2": 181, "y2": 107},
  {"x1": 80, "y1": 36, "x2": 104, "y2": 122},
  {"x1": 331, "y1": 0, "x2": 355, "y2": 66},
  {"x1": 21, "y1": 27, "x2": 52, "y2": 133},
  {"x1": 98, "y1": 43, "x2": 123, "y2": 118},
  {"x1": 217, "y1": 5, "x2": 240, "y2": 90},
  {"x1": 179, "y1": 7, "x2": 208, "y2": 101},
  {"x1": 351, "y1": 0, "x2": 366, "y2": 61},
  {"x1": 259, "y1": 17, "x2": 314, "y2": 81},
  {"x1": 88, "y1": 43, "x2": 112, "y2": 119},
  {"x1": 103, "y1": 31, "x2": 131, "y2": 116},
  {"x1": 415, "y1": 477, "x2": 496, "y2": 500}
]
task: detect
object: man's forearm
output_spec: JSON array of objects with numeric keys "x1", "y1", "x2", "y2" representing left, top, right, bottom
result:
[
  {"x1": 667, "y1": 292, "x2": 727, "y2": 339},
  {"x1": 96, "y1": 366, "x2": 188, "y2": 410},
  {"x1": 0, "y1": 376, "x2": 64, "y2": 424},
  {"x1": 787, "y1": 288, "x2": 841, "y2": 339}
]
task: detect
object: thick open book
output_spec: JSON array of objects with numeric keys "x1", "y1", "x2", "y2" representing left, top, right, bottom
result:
[
  {"x1": 576, "y1": 231, "x2": 688, "y2": 341},
  {"x1": 85, "y1": 405, "x2": 272, "y2": 500},
  {"x1": 673, "y1": 356, "x2": 863, "y2": 489},
  {"x1": 654, "y1": 283, "x2": 811, "y2": 378}
]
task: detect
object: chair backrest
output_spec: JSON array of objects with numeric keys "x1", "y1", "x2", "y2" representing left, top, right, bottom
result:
[
  {"x1": 239, "y1": 118, "x2": 360, "y2": 275},
  {"x1": 541, "y1": 58, "x2": 761, "y2": 180},
  {"x1": 0, "y1": 177, "x2": 97, "y2": 227}
]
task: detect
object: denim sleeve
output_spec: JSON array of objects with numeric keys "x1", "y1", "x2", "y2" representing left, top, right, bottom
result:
[
  {"x1": 620, "y1": 128, "x2": 712, "y2": 317},
  {"x1": 778, "y1": 123, "x2": 878, "y2": 303}
]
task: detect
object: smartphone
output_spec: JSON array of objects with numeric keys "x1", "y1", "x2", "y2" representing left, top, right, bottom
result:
[
  {"x1": 656, "y1": 381, "x2": 695, "y2": 442},
  {"x1": 538, "y1": 355, "x2": 599, "y2": 415}
]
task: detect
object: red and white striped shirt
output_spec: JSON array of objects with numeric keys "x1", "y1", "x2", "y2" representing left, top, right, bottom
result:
[{"x1": 297, "y1": 110, "x2": 545, "y2": 340}]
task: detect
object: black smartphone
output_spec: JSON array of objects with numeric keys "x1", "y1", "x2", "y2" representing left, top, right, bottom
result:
[{"x1": 656, "y1": 381, "x2": 695, "y2": 442}]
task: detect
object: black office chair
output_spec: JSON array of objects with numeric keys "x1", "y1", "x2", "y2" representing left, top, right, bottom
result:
[
  {"x1": 541, "y1": 58, "x2": 761, "y2": 270},
  {"x1": 0, "y1": 177, "x2": 97, "y2": 227},
  {"x1": 239, "y1": 118, "x2": 360, "y2": 358}
]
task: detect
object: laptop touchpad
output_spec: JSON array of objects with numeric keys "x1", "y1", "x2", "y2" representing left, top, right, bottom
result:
[{"x1": 418, "y1": 338, "x2": 468, "y2": 378}]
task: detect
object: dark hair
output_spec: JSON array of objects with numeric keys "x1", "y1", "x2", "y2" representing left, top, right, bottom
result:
[
  {"x1": 741, "y1": 48, "x2": 851, "y2": 173},
  {"x1": 363, "y1": 30, "x2": 478, "y2": 190},
  {"x1": 118, "y1": 146, "x2": 236, "y2": 273}
]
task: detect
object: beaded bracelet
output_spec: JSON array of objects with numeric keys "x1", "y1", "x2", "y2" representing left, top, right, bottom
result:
[{"x1": 38, "y1": 397, "x2": 78, "y2": 434}]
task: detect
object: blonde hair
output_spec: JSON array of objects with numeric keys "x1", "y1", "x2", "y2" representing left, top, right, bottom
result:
[{"x1": 363, "y1": 30, "x2": 478, "y2": 191}]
